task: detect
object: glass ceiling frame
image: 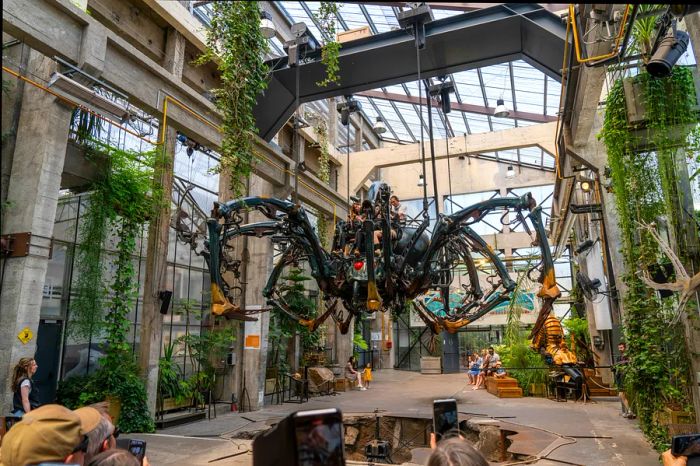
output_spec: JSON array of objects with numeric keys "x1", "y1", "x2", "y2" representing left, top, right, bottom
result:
[{"x1": 191, "y1": 1, "x2": 561, "y2": 170}]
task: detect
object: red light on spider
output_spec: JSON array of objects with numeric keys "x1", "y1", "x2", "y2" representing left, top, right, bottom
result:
[{"x1": 353, "y1": 261, "x2": 364, "y2": 270}]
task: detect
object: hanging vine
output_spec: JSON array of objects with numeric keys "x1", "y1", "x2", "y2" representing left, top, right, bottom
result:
[
  {"x1": 198, "y1": 1, "x2": 270, "y2": 197},
  {"x1": 314, "y1": 2, "x2": 342, "y2": 87},
  {"x1": 599, "y1": 66, "x2": 698, "y2": 450},
  {"x1": 313, "y1": 117, "x2": 332, "y2": 248}
]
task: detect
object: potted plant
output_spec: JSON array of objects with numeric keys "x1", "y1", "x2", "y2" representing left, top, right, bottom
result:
[{"x1": 157, "y1": 341, "x2": 192, "y2": 413}]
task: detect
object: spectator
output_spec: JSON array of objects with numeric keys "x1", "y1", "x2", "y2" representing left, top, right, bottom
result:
[
  {"x1": 493, "y1": 361, "x2": 507, "y2": 379},
  {"x1": 390, "y1": 195, "x2": 407, "y2": 224},
  {"x1": 472, "y1": 349, "x2": 490, "y2": 390},
  {"x1": 363, "y1": 363, "x2": 373, "y2": 389},
  {"x1": 467, "y1": 353, "x2": 481, "y2": 385},
  {"x1": 75, "y1": 406, "x2": 116, "y2": 463},
  {"x1": 486, "y1": 347, "x2": 500, "y2": 376},
  {"x1": 87, "y1": 449, "x2": 141, "y2": 466},
  {"x1": 0, "y1": 404, "x2": 88, "y2": 466},
  {"x1": 661, "y1": 449, "x2": 687, "y2": 466},
  {"x1": 427, "y1": 436, "x2": 489, "y2": 466},
  {"x1": 345, "y1": 356, "x2": 366, "y2": 390},
  {"x1": 613, "y1": 342, "x2": 634, "y2": 419},
  {"x1": 10, "y1": 357, "x2": 40, "y2": 417}
]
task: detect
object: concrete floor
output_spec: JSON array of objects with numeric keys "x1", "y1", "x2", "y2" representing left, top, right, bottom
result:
[{"x1": 145, "y1": 369, "x2": 659, "y2": 465}]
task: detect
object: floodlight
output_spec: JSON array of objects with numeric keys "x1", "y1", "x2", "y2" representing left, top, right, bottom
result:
[
  {"x1": 260, "y1": 11, "x2": 276, "y2": 39},
  {"x1": 337, "y1": 96, "x2": 360, "y2": 126},
  {"x1": 373, "y1": 117, "x2": 387, "y2": 134},
  {"x1": 647, "y1": 30, "x2": 689, "y2": 78},
  {"x1": 506, "y1": 165, "x2": 515, "y2": 179},
  {"x1": 48, "y1": 72, "x2": 129, "y2": 121},
  {"x1": 494, "y1": 98, "x2": 510, "y2": 118}
]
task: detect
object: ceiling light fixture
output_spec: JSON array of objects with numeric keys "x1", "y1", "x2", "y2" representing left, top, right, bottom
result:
[
  {"x1": 580, "y1": 180, "x2": 592, "y2": 192},
  {"x1": 494, "y1": 98, "x2": 510, "y2": 118},
  {"x1": 373, "y1": 116, "x2": 387, "y2": 134},
  {"x1": 647, "y1": 29, "x2": 689, "y2": 78},
  {"x1": 260, "y1": 11, "x2": 277, "y2": 39},
  {"x1": 506, "y1": 165, "x2": 515, "y2": 179},
  {"x1": 48, "y1": 72, "x2": 129, "y2": 122}
]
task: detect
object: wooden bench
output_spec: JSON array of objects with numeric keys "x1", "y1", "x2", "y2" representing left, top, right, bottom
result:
[
  {"x1": 486, "y1": 376, "x2": 523, "y2": 398},
  {"x1": 335, "y1": 377, "x2": 359, "y2": 392}
]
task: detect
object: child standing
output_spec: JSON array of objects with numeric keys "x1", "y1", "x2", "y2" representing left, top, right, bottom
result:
[{"x1": 363, "y1": 363, "x2": 373, "y2": 389}]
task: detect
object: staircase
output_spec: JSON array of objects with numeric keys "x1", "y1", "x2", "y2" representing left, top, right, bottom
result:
[
  {"x1": 585, "y1": 373, "x2": 618, "y2": 397},
  {"x1": 486, "y1": 376, "x2": 523, "y2": 398}
]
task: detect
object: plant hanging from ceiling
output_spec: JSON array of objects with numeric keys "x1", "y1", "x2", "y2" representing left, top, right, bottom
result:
[
  {"x1": 198, "y1": 1, "x2": 270, "y2": 197},
  {"x1": 314, "y1": 2, "x2": 342, "y2": 87},
  {"x1": 599, "y1": 66, "x2": 698, "y2": 450},
  {"x1": 313, "y1": 117, "x2": 331, "y2": 249}
]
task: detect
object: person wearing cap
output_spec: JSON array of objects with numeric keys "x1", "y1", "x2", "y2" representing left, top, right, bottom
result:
[
  {"x1": 0, "y1": 404, "x2": 88, "y2": 466},
  {"x1": 74, "y1": 407, "x2": 116, "y2": 463}
]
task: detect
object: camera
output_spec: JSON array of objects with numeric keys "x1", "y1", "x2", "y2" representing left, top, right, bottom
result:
[
  {"x1": 672, "y1": 434, "x2": 700, "y2": 458},
  {"x1": 253, "y1": 408, "x2": 345, "y2": 466},
  {"x1": 433, "y1": 398, "x2": 459, "y2": 442},
  {"x1": 116, "y1": 438, "x2": 147, "y2": 465}
]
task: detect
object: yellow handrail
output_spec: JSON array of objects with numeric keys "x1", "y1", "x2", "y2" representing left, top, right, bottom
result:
[
  {"x1": 2, "y1": 65, "x2": 340, "y2": 226},
  {"x1": 569, "y1": 4, "x2": 631, "y2": 64}
]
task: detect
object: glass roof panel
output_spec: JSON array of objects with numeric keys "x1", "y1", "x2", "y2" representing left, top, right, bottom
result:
[
  {"x1": 186, "y1": 1, "x2": 562, "y2": 168},
  {"x1": 446, "y1": 113, "x2": 468, "y2": 135},
  {"x1": 276, "y1": 2, "x2": 325, "y2": 42},
  {"x1": 361, "y1": 4, "x2": 400, "y2": 32}
]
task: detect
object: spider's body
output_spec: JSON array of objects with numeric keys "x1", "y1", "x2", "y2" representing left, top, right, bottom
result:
[{"x1": 175, "y1": 181, "x2": 561, "y2": 335}]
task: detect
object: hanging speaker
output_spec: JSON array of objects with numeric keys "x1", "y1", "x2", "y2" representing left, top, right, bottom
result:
[{"x1": 159, "y1": 290, "x2": 173, "y2": 314}]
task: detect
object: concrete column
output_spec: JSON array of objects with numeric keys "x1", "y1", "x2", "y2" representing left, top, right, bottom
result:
[
  {"x1": 685, "y1": 13, "x2": 700, "y2": 69},
  {"x1": 671, "y1": 147, "x2": 700, "y2": 422},
  {"x1": 327, "y1": 98, "x2": 338, "y2": 149},
  {"x1": 0, "y1": 50, "x2": 73, "y2": 411},
  {"x1": 240, "y1": 175, "x2": 276, "y2": 411},
  {"x1": 354, "y1": 117, "x2": 363, "y2": 152},
  {"x1": 163, "y1": 27, "x2": 186, "y2": 77},
  {"x1": 138, "y1": 126, "x2": 177, "y2": 416},
  {"x1": 1, "y1": 35, "x2": 30, "y2": 212}
]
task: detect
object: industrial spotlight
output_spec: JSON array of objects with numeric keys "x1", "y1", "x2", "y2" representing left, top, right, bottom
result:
[
  {"x1": 417, "y1": 173, "x2": 426, "y2": 187},
  {"x1": 373, "y1": 116, "x2": 387, "y2": 134},
  {"x1": 48, "y1": 72, "x2": 129, "y2": 121},
  {"x1": 259, "y1": 11, "x2": 276, "y2": 39},
  {"x1": 494, "y1": 98, "x2": 510, "y2": 118},
  {"x1": 647, "y1": 29, "x2": 690, "y2": 78},
  {"x1": 506, "y1": 165, "x2": 515, "y2": 179},
  {"x1": 575, "y1": 239, "x2": 595, "y2": 255},
  {"x1": 337, "y1": 95, "x2": 361, "y2": 126}
]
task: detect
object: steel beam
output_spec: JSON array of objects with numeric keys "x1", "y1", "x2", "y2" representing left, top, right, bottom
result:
[
  {"x1": 256, "y1": 3, "x2": 568, "y2": 140},
  {"x1": 358, "y1": 90, "x2": 557, "y2": 123}
]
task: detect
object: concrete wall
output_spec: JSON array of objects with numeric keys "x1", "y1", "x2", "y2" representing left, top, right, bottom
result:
[{"x1": 0, "y1": 50, "x2": 73, "y2": 411}]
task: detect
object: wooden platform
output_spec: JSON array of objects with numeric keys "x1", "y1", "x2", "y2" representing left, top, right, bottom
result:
[{"x1": 486, "y1": 376, "x2": 523, "y2": 398}]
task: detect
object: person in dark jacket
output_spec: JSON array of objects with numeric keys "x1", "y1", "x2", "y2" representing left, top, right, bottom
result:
[{"x1": 11, "y1": 357, "x2": 40, "y2": 417}]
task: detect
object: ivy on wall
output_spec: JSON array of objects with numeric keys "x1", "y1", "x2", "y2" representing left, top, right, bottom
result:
[
  {"x1": 599, "y1": 66, "x2": 699, "y2": 450},
  {"x1": 60, "y1": 138, "x2": 159, "y2": 433},
  {"x1": 313, "y1": 117, "x2": 331, "y2": 248},
  {"x1": 198, "y1": 1, "x2": 269, "y2": 197}
]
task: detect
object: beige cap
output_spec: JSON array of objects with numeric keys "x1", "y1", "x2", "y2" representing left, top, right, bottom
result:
[{"x1": 0, "y1": 404, "x2": 82, "y2": 466}]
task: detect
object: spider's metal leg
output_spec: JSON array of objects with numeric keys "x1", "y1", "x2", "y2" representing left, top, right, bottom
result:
[
  {"x1": 412, "y1": 300, "x2": 443, "y2": 335},
  {"x1": 363, "y1": 218, "x2": 382, "y2": 311},
  {"x1": 338, "y1": 310, "x2": 355, "y2": 335},
  {"x1": 299, "y1": 299, "x2": 338, "y2": 332}
]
